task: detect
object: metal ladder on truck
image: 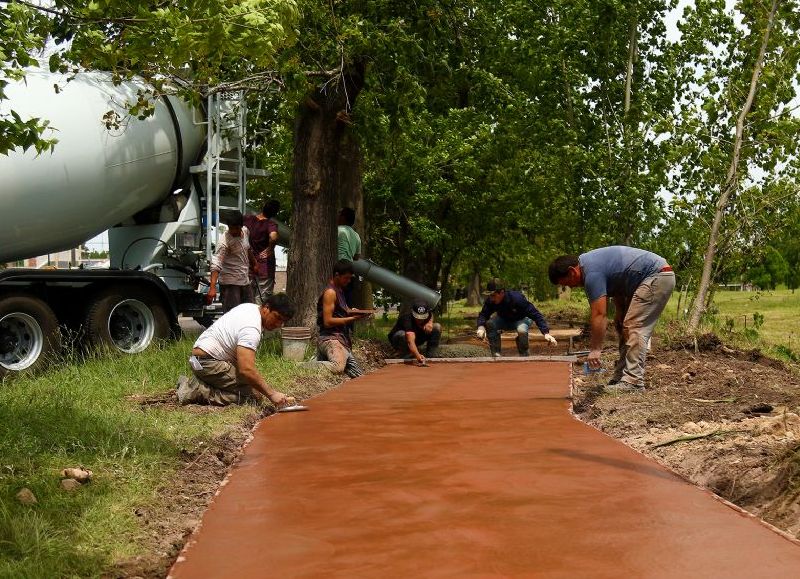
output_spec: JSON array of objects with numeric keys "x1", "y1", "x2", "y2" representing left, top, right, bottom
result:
[{"x1": 202, "y1": 90, "x2": 249, "y2": 264}]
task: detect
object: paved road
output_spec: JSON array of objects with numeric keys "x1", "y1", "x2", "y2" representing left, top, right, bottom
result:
[{"x1": 169, "y1": 362, "x2": 800, "y2": 578}]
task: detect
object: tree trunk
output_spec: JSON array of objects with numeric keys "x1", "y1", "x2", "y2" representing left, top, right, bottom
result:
[
  {"x1": 466, "y1": 269, "x2": 481, "y2": 307},
  {"x1": 687, "y1": 0, "x2": 779, "y2": 333},
  {"x1": 337, "y1": 127, "x2": 373, "y2": 310},
  {"x1": 438, "y1": 252, "x2": 459, "y2": 314},
  {"x1": 287, "y1": 63, "x2": 367, "y2": 327}
]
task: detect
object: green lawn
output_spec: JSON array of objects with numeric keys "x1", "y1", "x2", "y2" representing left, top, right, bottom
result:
[{"x1": 0, "y1": 337, "x2": 317, "y2": 578}]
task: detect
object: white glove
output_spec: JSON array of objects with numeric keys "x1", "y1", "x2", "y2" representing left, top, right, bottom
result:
[
  {"x1": 544, "y1": 333, "x2": 557, "y2": 346},
  {"x1": 476, "y1": 326, "x2": 486, "y2": 340}
]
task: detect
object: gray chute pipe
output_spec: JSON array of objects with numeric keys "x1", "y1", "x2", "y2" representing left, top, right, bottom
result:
[{"x1": 273, "y1": 220, "x2": 441, "y2": 308}]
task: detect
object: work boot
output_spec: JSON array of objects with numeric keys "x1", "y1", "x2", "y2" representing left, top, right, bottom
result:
[
  {"x1": 491, "y1": 351, "x2": 502, "y2": 358},
  {"x1": 604, "y1": 381, "x2": 644, "y2": 394},
  {"x1": 176, "y1": 375, "x2": 199, "y2": 405},
  {"x1": 519, "y1": 349, "x2": 530, "y2": 357}
]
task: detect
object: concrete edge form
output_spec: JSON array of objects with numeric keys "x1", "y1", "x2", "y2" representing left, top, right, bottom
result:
[{"x1": 384, "y1": 355, "x2": 578, "y2": 364}]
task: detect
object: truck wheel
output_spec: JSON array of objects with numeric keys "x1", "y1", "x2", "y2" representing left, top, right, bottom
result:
[
  {"x1": 0, "y1": 295, "x2": 61, "y2": 377},
  {"x1": 85, "y1": 287, "x2": 170, "y2": 354}
]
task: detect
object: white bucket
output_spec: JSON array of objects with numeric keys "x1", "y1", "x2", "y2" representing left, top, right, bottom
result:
[{"x1": 281, "y1": 327, "x2": 312, "y2": 361}]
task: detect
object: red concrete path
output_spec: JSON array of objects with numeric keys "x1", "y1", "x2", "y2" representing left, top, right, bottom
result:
[{"x1": 169, "y1": 363, "x2": 800, "y2": 578}]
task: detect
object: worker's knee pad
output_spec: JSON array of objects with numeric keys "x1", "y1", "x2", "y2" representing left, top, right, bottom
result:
[{"x1": 516, "y1": 324, "x2": 529, "y2": 335}]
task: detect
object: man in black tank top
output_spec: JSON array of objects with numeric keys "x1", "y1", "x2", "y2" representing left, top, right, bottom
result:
[{"x1": 317, "y1": 260, "x2": 373, "y2": 376}]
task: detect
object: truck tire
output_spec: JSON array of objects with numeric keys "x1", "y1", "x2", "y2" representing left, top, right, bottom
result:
[
  {"x1": 85, "y1": 286, "x2": 171, "y2": 355},
  {"x1": 0, "y1": 295, "x2": 61, "y2": 377}
]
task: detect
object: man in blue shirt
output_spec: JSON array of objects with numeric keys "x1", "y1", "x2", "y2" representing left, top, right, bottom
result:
[
  {"x1": 548, "y1": 246, "x2": 675, "y2": 392},
  {"x1": 476, "y1": 279, "x2": 557, "y2": 357}
]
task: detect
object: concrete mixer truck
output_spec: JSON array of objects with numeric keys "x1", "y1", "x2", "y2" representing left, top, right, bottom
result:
[{"x1": 0, "y1": 68, "x2": 440, "y2": 377}]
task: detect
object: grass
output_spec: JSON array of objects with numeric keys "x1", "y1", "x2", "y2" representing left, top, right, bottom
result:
[
  {"x1": 663, "y1": 288, "x2": 800, "y2": 361},
  {"x1": 0, "y1": 335, "x2": 314, "y2": 578}
]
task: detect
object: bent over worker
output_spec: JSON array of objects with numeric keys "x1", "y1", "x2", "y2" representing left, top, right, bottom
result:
[
  {"x1": 176, "y1": 294, "x2": 296, "y2": 406},
  {"x1": 548, "y1": 246, "x2": 675, "y2": 392},
  {"x1": 388, "y1": 299, "x2": 441, "y2": 365},
  {"x1": 476, "y1": 279, "x2": 557, "y2": 357}
]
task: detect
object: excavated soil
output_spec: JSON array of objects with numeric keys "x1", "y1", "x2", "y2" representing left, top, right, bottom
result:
[
  {"x1": 572, "y1": 333, "x2": 800, "y2": 538},
  {"x1": 108, "y1": 340, "x2": 388, "y2": 578}
]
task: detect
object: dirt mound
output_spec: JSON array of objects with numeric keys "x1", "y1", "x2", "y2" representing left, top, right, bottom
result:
[{"x1": 572, "y1": 340, "x2": 800, "y2": 538}]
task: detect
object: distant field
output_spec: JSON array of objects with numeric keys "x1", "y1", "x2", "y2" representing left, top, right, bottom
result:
[{"x1": 693, "y1": 288, "x2": 800, "y2": 350}]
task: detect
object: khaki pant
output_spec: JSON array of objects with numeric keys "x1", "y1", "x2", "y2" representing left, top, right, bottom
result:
[
  {"x1": 187, "y1": 358, "x2": 257, "y2": 406},
  {"x1": 317, "y1": 339, "x2": 350, "y2": 374},
  {"x1": 611, "y1": 271, "x2": 675, "y2": 387}
]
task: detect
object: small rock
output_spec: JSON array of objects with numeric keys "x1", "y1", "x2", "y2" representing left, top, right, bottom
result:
[
  {"x1": 60, "y1": 478, "x2": 82, "y2": 492},
  {"x1": 744, "y1": 403, "x2": 773, "y2": 416},
  {"x1": 61, "y1": 467, "x2": 92, "y2": 484},
  {"x1": 16, "y1": 488, "x2": 37, "y2": 505},
  {"x1": 655, "y1": 364, "x2": 672, "y2": 370},
  {"x1": 681, "y1": 422, "x2": 701, "y2": 434}
]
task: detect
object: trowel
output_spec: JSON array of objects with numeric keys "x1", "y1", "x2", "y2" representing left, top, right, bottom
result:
[{"x1": 278, "y1": 404, "x2": 309, "y2": 413}]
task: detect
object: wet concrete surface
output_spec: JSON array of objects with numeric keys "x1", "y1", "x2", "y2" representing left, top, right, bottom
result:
[{"x1": 169, "y1": 362, "x2": 800, "y2": 578}]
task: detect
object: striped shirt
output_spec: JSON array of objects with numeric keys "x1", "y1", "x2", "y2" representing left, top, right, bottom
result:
[{"x1": 211, "y1": 228, "x2": 251, "y2": 286}]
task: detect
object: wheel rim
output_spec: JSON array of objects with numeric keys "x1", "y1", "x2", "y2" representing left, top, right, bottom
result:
[
  {"x1": 108, "y1": 299, "x2": 155, "y2": 354},
  {"x1": 0, "y1": 313, "x2": 45, "y2": 371}
]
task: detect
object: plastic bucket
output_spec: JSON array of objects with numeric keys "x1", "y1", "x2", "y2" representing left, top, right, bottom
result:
[{"x1": 281, "y1": 327, "x2": 312, "y2": 361}]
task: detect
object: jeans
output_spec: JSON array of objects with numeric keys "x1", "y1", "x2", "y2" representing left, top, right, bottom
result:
[
  {"x1": 251, "y1": 276, "x2": 275, "y2": 305},
  {"x1": 486, "y1": 317, "x2": 533, "y2": 355},
  {"x1": 389, "y1": 323, "x2": 441, "y2": 357},
  {"x1": 611, "y1": 271, "x2": 676, "y2": 386},
  {"x1": 220, "y1": 284, "x2": 254, "y2": 312}
]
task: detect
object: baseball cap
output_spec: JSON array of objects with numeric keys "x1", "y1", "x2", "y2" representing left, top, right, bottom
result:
[
  {"x1": 411, "y1": 299, "x2": 431, "y2": 320},
  {"x1": 483, "y1": 278, "x2": 505, "y2": 295}
]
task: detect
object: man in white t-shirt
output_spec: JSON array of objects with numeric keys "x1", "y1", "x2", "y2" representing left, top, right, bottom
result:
[{"x1": 176, "y1": 294, "x2": 296, "y2": 406}]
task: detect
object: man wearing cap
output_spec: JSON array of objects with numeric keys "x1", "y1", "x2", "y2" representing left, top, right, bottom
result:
[
  {"x1": 547, "y1": 246, "x2": 675, "y2": 392},
  {"x1": 476, "y1": 279, "x2": 557, "y2": 357},
  {"x1": 388, "y1": 299, "x2": 441, "y2": 365}
]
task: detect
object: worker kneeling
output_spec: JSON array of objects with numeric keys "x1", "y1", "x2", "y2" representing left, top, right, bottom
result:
[
  {"x1": 476, "y1": 279, "x2": 557, "y2": 357},
  {"x1": 176, "y1": 294, "x2": 296, "y2": 406},
  {"x1": 388, "y1": 299, "x2": 441, "y2": 365},
  {"x1": 316, "y1": 260, "x2": 372, "y2": 377}
]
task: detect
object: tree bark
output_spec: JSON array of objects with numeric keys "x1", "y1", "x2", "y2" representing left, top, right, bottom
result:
[
  {"x1": 466, "y1": 268, "x2": 481, "y2": 307},
  {"x1": 687, "y1": 0, "x2": 779, "y2": 333},
  {"x1": 336, "y1": 127, "x2": 373, "y2": 310},
  {"x1": 287, "y1": 62, "x2": 367, "y2": 327}
]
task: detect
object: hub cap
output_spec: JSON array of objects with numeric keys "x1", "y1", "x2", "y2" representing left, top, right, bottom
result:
[{"x1": 0, "y1": 313, "x2": 44, "y2": 371}]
